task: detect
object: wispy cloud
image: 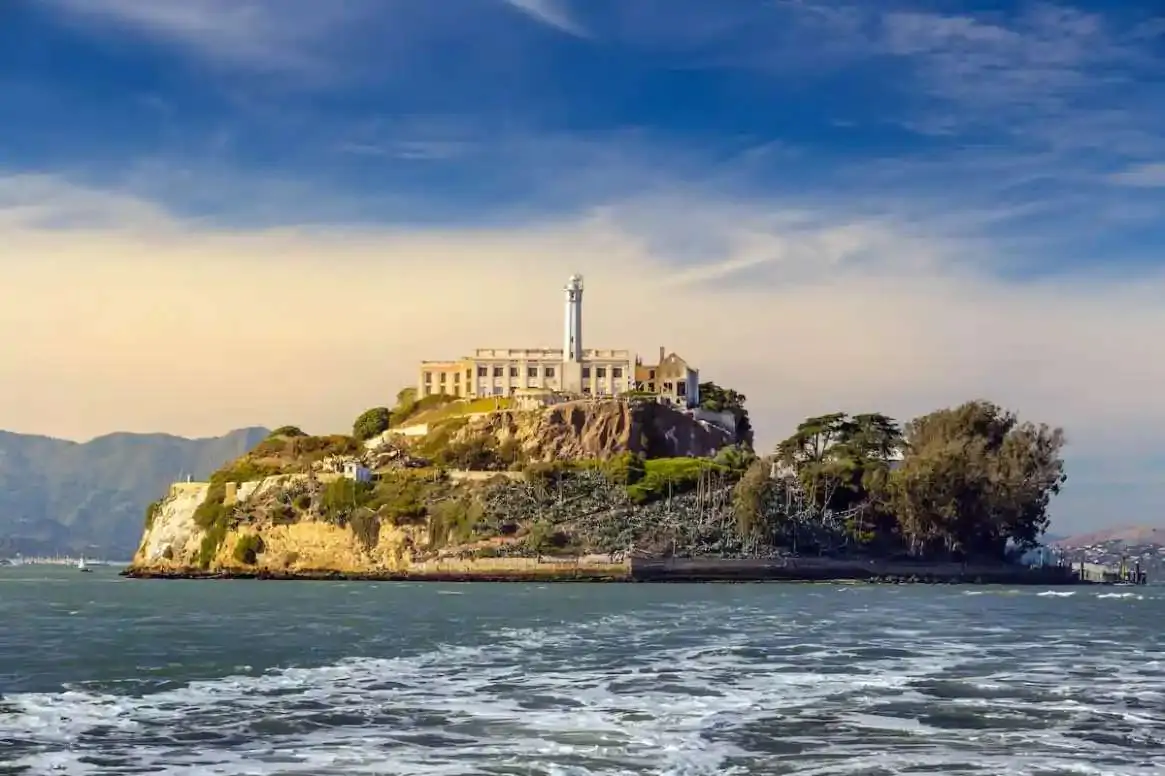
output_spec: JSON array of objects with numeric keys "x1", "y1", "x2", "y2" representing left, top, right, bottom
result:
[
  {"x1": 500, "y1": 0, "x2": 587, "y2": 37},
  {"x1": 42, "y1": 0, "x2": 373, "y2": 77},
  {"x1": 1108, "y1": 162, "x2": 1165, "y2": 188}
]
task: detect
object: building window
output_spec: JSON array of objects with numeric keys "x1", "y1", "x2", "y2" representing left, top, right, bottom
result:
[
  {"x1": 545, "y1": 367, "x2": 555, "y2": 378},
  {"x1": 596, "y1": 367, "x2": 606, "y2": 378},
  {"x1": 478, "y1": 366, "x2": 488, "y2": 378},
  {"x1": 424, "y1": 372, "x2": 432, "y2": 384},
  {"x1": 466, "y1": 369, "x2": 472, "y2": 381},
  {"x1": 528, "y1": 367, "x2": 538, "y2": 378},
  {"x1": 612, "y1": 367, "x2": 622, "y2": 378},
  {"x1": 677, "y1": 381, "x2": 686, "y2": 397},
  {"x1": 453, "y1": 372, "x2": 460, "y2": 383},
  {"x1": 493, "y1": 386, "x2": 504, "y2": 396},
  {"x1": 582, "y1": 367, "x2": 591, "y2": 378},
  {"x1": 493, "y1": 366, "x2": 504, "y2": 378},
  {"x1": 424, "y1": 386, "x2": 432, "y2": 395},
  {"x1": 439, "y1": 373, "x2": 447, "y2": 383},
  {"x1": 649, "y1": 369, "x2": 656, "y2": 379},
  {"x1": 647, "y1": 382, "x2": 655, "y2": 392},
  {"x1": 510, "y1": 366, "x2": 519, "y2": 378},
  {"x1": 664, "y1": 382, "x2": 674, "y2": 393}
]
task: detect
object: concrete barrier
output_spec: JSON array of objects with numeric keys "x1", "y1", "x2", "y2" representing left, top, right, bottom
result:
[{"x1": 629, "y1": 556, "x2": 1085, "y2": 584}]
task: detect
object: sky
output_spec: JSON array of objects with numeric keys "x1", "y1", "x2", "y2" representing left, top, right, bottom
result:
[{"x1": 1, "y1": 0, "x2": 1163, "y2": 534}]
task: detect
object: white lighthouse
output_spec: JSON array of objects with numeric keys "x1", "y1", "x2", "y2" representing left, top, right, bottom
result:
[
  {"x1": 563, "y1": 274, "x2": 583, "y2": 360},
  {"x1": 561, "y1": 274, "x2": 584, "y2": 392}
]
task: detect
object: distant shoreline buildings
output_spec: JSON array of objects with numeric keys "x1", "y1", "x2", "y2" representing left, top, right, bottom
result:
[{"x1": 418, "y1": 275, "x2": 701, "y2": 409}]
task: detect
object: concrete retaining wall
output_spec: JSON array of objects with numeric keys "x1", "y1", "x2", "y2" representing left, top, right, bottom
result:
[{"x1": 629, "y1": 556, "x2": 1085, "y2": 584}]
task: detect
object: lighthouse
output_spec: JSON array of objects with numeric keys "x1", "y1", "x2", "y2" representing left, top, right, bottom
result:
[
  {"x1": 563, "y1": 274, "x2": 583, "y2": 361},
  {"x1": 561, "y1": 274, "x2": 584, "y2": 392}
]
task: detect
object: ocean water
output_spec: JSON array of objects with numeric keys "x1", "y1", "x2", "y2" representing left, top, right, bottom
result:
[{"x1": 1, "y1": 567, "x2": 1162, "y2": 775}]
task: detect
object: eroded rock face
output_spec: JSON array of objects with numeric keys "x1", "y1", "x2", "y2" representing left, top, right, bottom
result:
[{"x1": 454, "y1": 399, "x2": 733, "y2": 461}]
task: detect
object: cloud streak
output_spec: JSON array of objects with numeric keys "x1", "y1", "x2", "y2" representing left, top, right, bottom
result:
[{"x1": 501, "y1": 0, "x2": 587, "y2": 37}]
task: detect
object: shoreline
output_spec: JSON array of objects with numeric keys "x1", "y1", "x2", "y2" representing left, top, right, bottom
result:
[{"x1": 119, "y1": 565, "x2": 1108, "y2": 585}]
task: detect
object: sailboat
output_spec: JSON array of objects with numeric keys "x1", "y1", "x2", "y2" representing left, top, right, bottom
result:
[{"x1": 77, "y1": 556, "x2": 93, "y2": 573}]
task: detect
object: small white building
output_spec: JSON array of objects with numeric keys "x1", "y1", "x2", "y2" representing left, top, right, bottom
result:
[{"x1": 342, "y1": 461, "x2": 372, "y2": 483}]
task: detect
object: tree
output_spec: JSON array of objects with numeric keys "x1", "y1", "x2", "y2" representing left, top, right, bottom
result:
[
  {"x1": 352, "y1": 407, "x2": 392, "y2": 441},
  {"x1": 712, "y1": 444, "x2": 757, "y2": 473},
  {"x1": 269, "y1": 426, "x2": 306, "y2": 438},
  {"x1": 888, "y1": 400, "x2": 1065, "y2": 559},
  {"x1": 390, "y1": 387, "x2": 419, "y2": 426},
  {"x1": 699, "y1": 381, "x2": 755, "y2": 449},
  {"x1": 774, "y1": 412, "x2": 903, "y2": 517}
]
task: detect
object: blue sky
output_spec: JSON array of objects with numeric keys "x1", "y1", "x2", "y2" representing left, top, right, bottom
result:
[{"x1": 1, "y1": 0, "x2": 1164, "y2": 533}]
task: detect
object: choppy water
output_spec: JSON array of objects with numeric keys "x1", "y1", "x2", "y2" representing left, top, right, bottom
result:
[{"x1": 1, "y1": 567, "x2": 1163, "y2": 775}]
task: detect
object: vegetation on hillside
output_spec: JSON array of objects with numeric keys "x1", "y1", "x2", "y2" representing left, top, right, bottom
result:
[{"x1": 158, "y1": 385, "x2": 1065, "y2": 569}]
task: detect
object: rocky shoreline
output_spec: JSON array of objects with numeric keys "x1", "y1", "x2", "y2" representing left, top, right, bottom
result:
[{"x1": 120, "y1": 563, "x2": 1097, "y2": 585}]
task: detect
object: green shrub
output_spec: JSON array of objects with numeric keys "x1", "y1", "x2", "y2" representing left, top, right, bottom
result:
[
  {"x1": 524, "y1": 520, "x2": 572, "y2": 554},
  {"x1": 353, "y1": 407, "x2": 392, "y2": 441},
  {"x1": 320, "y1": 478, "x2": 376, "y2": 523},
  {"x1": 232, "y1": 534, "x2": 265, "y2": 565},
  {"x1": 427, "y1": 498, "x2": 485, "y2": 547},
  {"x1": 602, "y1": 452, "x2": 646, "y2": 485},
  {"x1": 522, "y1": 460, "x2": 575, "y2": 487},
  {"x1": 349, "y1": 511, "x2": 382, "y2": 551},
  {"x1": 269, "y1": 426, "x2": 306, "y2": 438},
  {"x1": 144, "y1": 499, "x2": 163, "y2": 530},
  {"x1": 370, "y1": 474, "x2": 432, "y2": 524}
]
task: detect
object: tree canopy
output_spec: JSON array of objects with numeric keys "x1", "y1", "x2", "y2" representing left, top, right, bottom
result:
[
  {"x1": 699, "y1": 381, "x2": 755, "y2": 449},
  {"x1": 760, "y1": 400, "x2": 1066, "y2": 561},
  {"x1": 352, "y1": 407, "x2": 391, "y2": 441}
]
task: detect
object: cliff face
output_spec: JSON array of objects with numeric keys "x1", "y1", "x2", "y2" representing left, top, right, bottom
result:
[{"x1": 446, "y1": 399, "x2": 733, "y2": 462}]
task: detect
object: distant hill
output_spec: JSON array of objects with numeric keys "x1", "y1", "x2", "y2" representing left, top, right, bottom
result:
[
  {"x1": 1053, "y1": 525, "x2": 1165, "y2": 549},
  {"x1": 0, "y1": 427, "x2": 270, "y2": 558}
]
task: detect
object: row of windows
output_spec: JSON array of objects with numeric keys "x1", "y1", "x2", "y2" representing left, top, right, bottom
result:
[
  {"x1": 581, "y1": 366, "x2": 622, "y2": 379},
  {"x1": 475, "y1": 365, "x2": 560, "y2": 379},
  {"x1": 425, "y1": 364, "x2": 633, "y2": 383}
]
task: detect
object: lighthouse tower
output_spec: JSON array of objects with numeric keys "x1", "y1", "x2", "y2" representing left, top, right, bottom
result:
[{"x1": 561, "y1": 274, "x2": 584, "y2": 393}]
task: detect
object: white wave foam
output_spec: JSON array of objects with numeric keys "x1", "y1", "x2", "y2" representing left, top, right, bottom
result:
[{"x1": 5, "y1": 598, "x2": 1164, "y2": 775}]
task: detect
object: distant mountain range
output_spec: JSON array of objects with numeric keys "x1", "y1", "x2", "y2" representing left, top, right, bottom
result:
[
  {"x1": 1052, "y1": 525, "x2": 1165, "y2": 549},
  {"x1": 0, "y1": 427, "x2": 270, "y2": 559}
]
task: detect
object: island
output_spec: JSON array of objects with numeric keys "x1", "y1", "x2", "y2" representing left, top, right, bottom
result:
[{"x1": 124, "y1": 276, "x2": 1095, "y2": 585}]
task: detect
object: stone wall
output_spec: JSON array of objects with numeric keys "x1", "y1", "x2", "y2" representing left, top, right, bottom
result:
[{"x1": 630, "y1": 556, "x2": 1085, "y2": 584}]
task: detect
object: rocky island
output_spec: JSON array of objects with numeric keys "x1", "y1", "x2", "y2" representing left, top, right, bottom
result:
[{"x1": 125, "y1": 390, "x2": 1085, "y2": 584}]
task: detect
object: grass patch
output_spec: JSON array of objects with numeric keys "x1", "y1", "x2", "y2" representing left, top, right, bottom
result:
[
  {"x1": 390, "y1": 393, "x2": 459, "y2": 427},
  {"x1": 404, "y1": 396, "x2": 514, "y2": 427},
  {"x1": 246, "y1": 435, "x2": 360, "y2": 468},
  {"x1": 626, "y1": 457, "x2": 726, "y2": 504}
]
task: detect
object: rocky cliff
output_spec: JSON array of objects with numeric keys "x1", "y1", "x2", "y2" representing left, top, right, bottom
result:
[
  {"x1": 126, "y1": 400, "x2": 747, "y2": 579},
  {"x1": 446, "y1": 399, "x2": 733, "y2": 461}
]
